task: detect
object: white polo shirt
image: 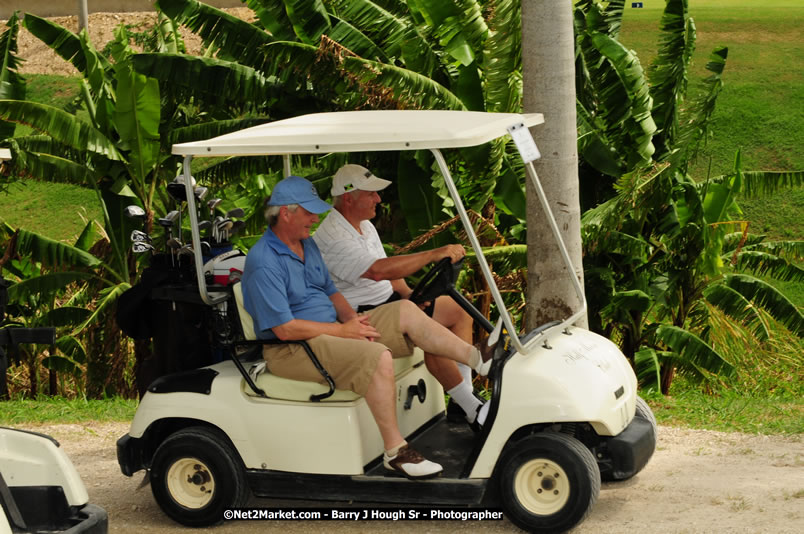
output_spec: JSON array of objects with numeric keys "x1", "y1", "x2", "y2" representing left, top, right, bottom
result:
[{"x1": 313, "y1": 209, "x2": 394, "y2": 310}]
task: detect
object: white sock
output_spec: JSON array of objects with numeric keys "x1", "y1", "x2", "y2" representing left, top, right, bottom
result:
[
  {"x1": 476, "y1": 401, "x2": 490, "y2": 426},
  {"x1": 456, "y1": 362, "x2": 472, "y2": 385},
  {"x1": 447, "y1": 381, "x2": 483, "y2": 423}
]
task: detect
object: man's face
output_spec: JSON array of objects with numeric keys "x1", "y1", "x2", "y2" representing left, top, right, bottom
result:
[
  {"x1": 352, "y1": 189, "x2": 382, "y2": 220},
  {"x1": 285, "y1": 205, "x2": 319, "y2": 239}
]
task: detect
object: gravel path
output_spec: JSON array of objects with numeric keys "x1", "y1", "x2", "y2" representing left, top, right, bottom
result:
[{"x1": 15, "y1": 421, "x2": 804, "y2": 534}]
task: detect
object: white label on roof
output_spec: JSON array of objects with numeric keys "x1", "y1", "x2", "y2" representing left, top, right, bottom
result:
[{"x1": 507, "y1": 122, "x2": 541, "y2": 163}]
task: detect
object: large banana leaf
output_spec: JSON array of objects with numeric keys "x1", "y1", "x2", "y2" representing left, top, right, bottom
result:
[
  {"x1": 13, "y1": 229, "x2": 101, "y2": 269},
  {"x1": 733, "y1": 251, "x2": 804, "y2": 282},
  {"x1": 111, "y1": 28, "x2": 161, "y2": 194},
  {"x1": 245, "y1": 0, "x2": 297, "y2": 40},
  {"x1": 157, "y1": 0, "x2": 275, "y2": 70},
  {"x1": 4, "y1": 146, "x2": 93, "y2": 185},
  {"x1": 328, "y1": 18, "x2": 389, "y2": 62},
  {"x1": 634, "y1": 347, "x2": 662, "y2": 390},
  {"x1": 736, "y1": 170, "x2": 804, "y2": 198},
  {"x1": 588, "y1": 32, "x2": 656, "y2": 167},
  {"x1": 282, "y1": 0, "x2": 332, "y2": 45},
  {"x1": 654, "y1": 324, "x2": 734, "y2": 377},
  {"x1": 132, "y1": 53, "x2": 273, "y2": 110},
  {"x1": 341, "y1": 56, "x2": 464, "y2": 109},
  {"x1": 721, "y1": 274, "x2": 804, "y2": 336},
  {"x1": 0, "y1": 14, "x2": 25, "y2": 139},
  {"x1": 0, "y1": 100, "x2": 122, "y2": 160},
  {"x1": 21, "y1": 13, "x2": 113, "y2": 76},
  {"x1": 412, "y1": 0, "x2": 488, "y2": 66},
  {"x1": 6, "y1": 272, "x2": 95, "y2": 303},
  {"x1": 740, "y1": 240, "x2": 804, "y2": 259},
  {"x1": 54, "y1": 334, "x2": 87, "y2": 364},
  {"x1": 671, "y1": 46, "x2": 728, "y2": 171},
  {"x1": 169, "y1": 118, "x2": 270, "y2": 146},
  {"x1": 39, "y1": 306, "x2": 92, "y2": 328},
  {"x1": 704, "y1": 283, "x2": 770, "y2": 341},
  {"x1": 482, "y1": 0, "x2": 520, "y2": 114},
  {"x1": 649, "y1": 0, "x2": 695, "y2": 160},
  {"x1": 327, "y1": 0, "x2": 442, "y2": 80},
  {"x1": 72, "y1": 282, "x2": 130, "y2": 335}
]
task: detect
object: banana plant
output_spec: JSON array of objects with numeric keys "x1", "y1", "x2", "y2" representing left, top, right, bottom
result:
[
  {"x1": 0, "y1": 223, "x2": 103, "y2": 396},
  {"x1": 583, "y1": 152, "x2": 803, "y2": 394}
]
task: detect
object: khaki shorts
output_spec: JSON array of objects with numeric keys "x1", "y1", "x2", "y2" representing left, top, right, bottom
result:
[{"x1": 262, "y1": 300, "x2": 414, "y2": 396}]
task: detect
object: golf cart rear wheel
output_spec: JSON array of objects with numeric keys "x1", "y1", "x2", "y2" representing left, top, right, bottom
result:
[
  {"x1": 635, "y1": 396, "x2": 658, "y2": 437},
  {"x1": 498, "y1": 432, "x2": 600, "y2": 533},
  {"x1": 150, "y1": 426, "x2": 249, "y2": 527}
]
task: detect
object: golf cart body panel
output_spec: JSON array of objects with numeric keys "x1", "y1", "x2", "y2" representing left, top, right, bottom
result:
[
  {"x1": 125, "y1": 349, "x2": 445, "y2": 476},
  {"x1": 0, "y1": 427, "x2": 108, "y2": 534},
  {"x1": 470, "y1": 325, "x2": 637, "y2": 478}
]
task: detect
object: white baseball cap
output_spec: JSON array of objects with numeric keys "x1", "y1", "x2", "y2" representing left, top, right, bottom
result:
[{"x1": 331, "y1": 164, "x2": 392, "y2": 197}]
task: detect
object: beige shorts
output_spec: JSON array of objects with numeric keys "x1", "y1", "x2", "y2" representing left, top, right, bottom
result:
[{"x1": 261, "y1": 300, "x2": 414, "y2": 396}]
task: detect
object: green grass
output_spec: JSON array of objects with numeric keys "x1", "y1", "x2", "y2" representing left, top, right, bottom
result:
[
  {"x1": 0, "y1": 396, "x2": 138, "y2": 425},
  {"x1": 0, "y1": 179, "x2": 102, "y2": 243}
]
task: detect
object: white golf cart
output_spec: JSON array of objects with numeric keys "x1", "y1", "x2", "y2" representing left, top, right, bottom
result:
[{"x1": 116, "y1": 111, "x2": 656, "y2": 533}]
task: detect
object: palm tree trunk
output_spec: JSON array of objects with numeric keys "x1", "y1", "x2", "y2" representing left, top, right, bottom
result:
[{"x1": 522, "y1": 0, "x2": 587, "y2": 329}]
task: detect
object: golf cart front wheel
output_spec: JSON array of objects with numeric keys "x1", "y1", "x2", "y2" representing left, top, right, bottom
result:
[
  {"x1": 150, "y1": 426, "x2": 250, "y2": 526},
  {"x1": 498, "y1": 432, "x2": 600, "y2": 533}
]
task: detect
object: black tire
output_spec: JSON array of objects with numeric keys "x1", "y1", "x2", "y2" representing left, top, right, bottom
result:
[
  {"x1": 498, "y1": 432, "x2": 600, "y2": 533},
  {"x1": 150, "y1": 426, "x2": 250, "y2": 527},
  {"x1": 635, "y1": 396, "x2": 658, "y2": 438}
]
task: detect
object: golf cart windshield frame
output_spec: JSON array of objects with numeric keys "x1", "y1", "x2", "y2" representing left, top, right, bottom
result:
[{"x1": 172, "y1": 111, "x2": 587, "y2": 353}]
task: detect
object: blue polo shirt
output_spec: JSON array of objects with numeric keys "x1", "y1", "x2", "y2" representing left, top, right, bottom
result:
[{"x1": 241, "y1": 227, "x2": 338, "y2": 340}]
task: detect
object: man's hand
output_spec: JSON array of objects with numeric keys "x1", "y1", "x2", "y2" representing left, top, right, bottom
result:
[
  {"x1": 435, "y1": 244, "x2": 466, "y2": 264},
  {"x1": 340, "y1": 314, "x2": 380, "y2": 341}
]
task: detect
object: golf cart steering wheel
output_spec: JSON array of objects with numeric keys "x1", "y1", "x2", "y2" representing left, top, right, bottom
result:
[{"x1": 409, "y1": 257, "x2": 464, "y2": 316}]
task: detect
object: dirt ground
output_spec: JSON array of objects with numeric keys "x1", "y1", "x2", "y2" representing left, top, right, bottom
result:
[
  {"x1": 5, "y1": 8, "x2": 256, "y2": 76},
  {"x1": 14, "y1": 421, "x2": 803, "y2": 534}
]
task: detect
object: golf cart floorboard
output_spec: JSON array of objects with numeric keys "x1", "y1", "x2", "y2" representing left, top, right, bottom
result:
[
  {"x1": 247, "y1": 417, "x2": 487, "y2": 505},
  {"x1": 365, "y1": 415, "x2": 478, "y2": 478}
]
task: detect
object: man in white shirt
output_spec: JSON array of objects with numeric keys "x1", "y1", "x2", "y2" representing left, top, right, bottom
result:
[{"x1": 314, "y1": 164, "x2": 488, "y2": 429}]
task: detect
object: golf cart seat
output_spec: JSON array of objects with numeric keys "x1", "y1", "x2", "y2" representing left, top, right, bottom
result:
[{"x1": 231, "y1": 283, "x2": 424, "y2": 402}]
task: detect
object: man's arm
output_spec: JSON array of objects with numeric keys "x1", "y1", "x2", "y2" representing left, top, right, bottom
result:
[
  {"x1": 362, "y1": 244, "x2": 465, "y2": 282},
  {"x1": 272, "y1": 315, "x2": 379, "y2": 341}
]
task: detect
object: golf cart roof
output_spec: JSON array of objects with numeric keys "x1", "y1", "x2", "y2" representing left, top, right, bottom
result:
[
  {"x1": 172, "y1": 110, "x2": 544, "y2": 157},
  {"x1": 0, "y1": 149, "x2": 10, "y2": 160}
]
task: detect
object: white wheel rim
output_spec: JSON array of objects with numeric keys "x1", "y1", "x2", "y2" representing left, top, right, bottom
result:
[
  {"x1": 166, "y1": 457, "x2": 215, "y2": 509},
  {"x1": 514, "y1": 458, "x2": 571, "y2": 515}
]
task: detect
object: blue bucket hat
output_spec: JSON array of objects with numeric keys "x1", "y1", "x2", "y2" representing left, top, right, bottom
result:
[{"x1": 267, "y1": 175, "x2": 331, "y2": 214}]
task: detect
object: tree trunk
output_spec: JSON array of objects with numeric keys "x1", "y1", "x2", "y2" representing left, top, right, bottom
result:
[{"x1": 521, "y1": 0, "x2": 587, "y2": 330}]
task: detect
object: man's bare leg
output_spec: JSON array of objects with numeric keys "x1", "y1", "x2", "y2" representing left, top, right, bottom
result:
[
  {"x1": 396, "y1": 300, "x2": 484, "y2": 370},
  {"x1": 364, "y1": 350, "x2": 404, "y2": 450}
]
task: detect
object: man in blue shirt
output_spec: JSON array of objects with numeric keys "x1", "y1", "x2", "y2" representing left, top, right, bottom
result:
[{"x1": 242, "y1": 176, "x2": 491, "y2": 479}]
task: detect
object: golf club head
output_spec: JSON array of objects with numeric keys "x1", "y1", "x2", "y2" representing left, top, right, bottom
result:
[
  {"x1": 131, "y1": 241, "x2": 153, "y2": 254},
  {"x1": 164, "y1": 210, "x2": 180, "y2": 222},
  {"x1": 173, "y1": 174, "x2": 196, "y2": 186},
  {"x1": 198, "y1": 220, "x2": 212, "y2": 231},
  {"x1": 166, "y1": 181, "x2": 187, "y2": 203},
  {"x1": 207, "y1": 198, "x2": 223, "y2": 213},
  {"x1": 217, "y1": 219, "x2": 234, "y2": 232},
  {"x1": 166, "y1": 238, "x2": 183, "y2": 250},
  {"x1": 194, "y1": 186, "x2": 209, "y2": 201},
  {"x1": 226, "y1": 207, "x2": 245, "y2": 219},
  {"x1": 230, "y1": 220, "x2": 246, "y2": 235},
  {"x1": 124, "y1": 205, "x2": 146, "y2": 220},
  {"x1": 130, "y1": 230, "x2": 151, "y2": 243}
]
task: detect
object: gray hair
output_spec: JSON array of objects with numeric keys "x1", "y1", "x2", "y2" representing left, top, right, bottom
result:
[
  {"x1": 332, "y1": 190, "x2": 358, "y2": 209},
  {"x1": 265, "y1": 203, "x2": 299, "y2": 227}
]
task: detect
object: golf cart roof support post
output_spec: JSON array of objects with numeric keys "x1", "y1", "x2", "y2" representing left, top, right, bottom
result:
[
  {"x1": 430, "y1": 149, "x2": 527, "y2": 355},
  {"x1": 522, "y1": 161, "x2": 588, "y2": 328},
  {"x1": 283, "y1": 155, "x2": 292, "y2": 177},
  {"x1": 182, "y1": 155, "x2": 213, "y2": 306}
]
